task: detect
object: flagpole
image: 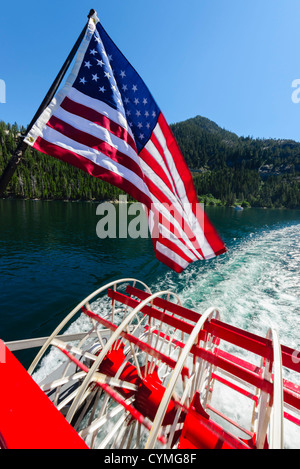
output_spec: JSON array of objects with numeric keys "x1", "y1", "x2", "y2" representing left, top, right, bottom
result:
[{"x1": 0, "y1": 9, "x2": 96, "y2": 197}]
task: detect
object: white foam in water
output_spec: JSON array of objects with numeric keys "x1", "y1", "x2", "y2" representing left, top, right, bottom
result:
[
  {"x1": 155, "y1": 224, "x2": 300, "y2": 448},
  {"x1": 32, "y1": 313, "x2": 94, "y2": 384},
  {"x1": 35, "y1": 223, "x2": 300, "y2": 448}
]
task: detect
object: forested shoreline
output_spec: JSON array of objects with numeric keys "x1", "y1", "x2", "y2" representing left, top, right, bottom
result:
[{"x1": 1, "y1": 117, "x2": 300, "y2": 208}]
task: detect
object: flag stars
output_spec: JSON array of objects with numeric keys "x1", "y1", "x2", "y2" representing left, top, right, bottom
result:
[{"x1": 74, "y1": 29, "x2": 160, "y2": 149}]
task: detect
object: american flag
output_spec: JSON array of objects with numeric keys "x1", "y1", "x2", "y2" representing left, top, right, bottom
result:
[{"x1": 25, "y1": 14, "x2": 226, "y2": 272}]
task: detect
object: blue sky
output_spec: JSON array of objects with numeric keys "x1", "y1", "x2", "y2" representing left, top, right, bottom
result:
[{"x1": 1, "y1": 1, "x2": 300, "y2": 141}]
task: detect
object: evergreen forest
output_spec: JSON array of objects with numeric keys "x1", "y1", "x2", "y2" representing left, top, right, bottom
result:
[{"x1": 1, "y1": 116, "x2": 300, "y2": 208}]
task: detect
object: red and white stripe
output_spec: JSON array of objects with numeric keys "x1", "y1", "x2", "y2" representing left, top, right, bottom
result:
[{"x1": 25, "y1": 23, "x2": 226, "y2": 273}]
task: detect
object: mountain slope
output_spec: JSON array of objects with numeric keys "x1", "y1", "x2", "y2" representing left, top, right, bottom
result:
[
  {"x1": 170, "y1": 116, "x2": 300, "y2": 209},
  {"x1": 170, "y1": 115, "x2": 300, "y2": 174}
]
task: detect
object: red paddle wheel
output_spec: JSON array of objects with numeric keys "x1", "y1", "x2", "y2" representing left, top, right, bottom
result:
[{"x1": 2, "y1": 279, "x2": 300, "y2": 449}]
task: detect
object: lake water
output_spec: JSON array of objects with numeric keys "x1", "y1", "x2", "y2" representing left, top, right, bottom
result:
[
  {"x1": 1, "y1": 199, "x2": 299, "y2": 352},
  {"x1": 0, "y1": 199, "x2": 300, "y2": 446}
]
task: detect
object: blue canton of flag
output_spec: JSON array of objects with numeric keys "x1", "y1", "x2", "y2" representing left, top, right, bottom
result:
[{"x1": 73, "y1": 23, "x2": 160, "y2": 153}]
